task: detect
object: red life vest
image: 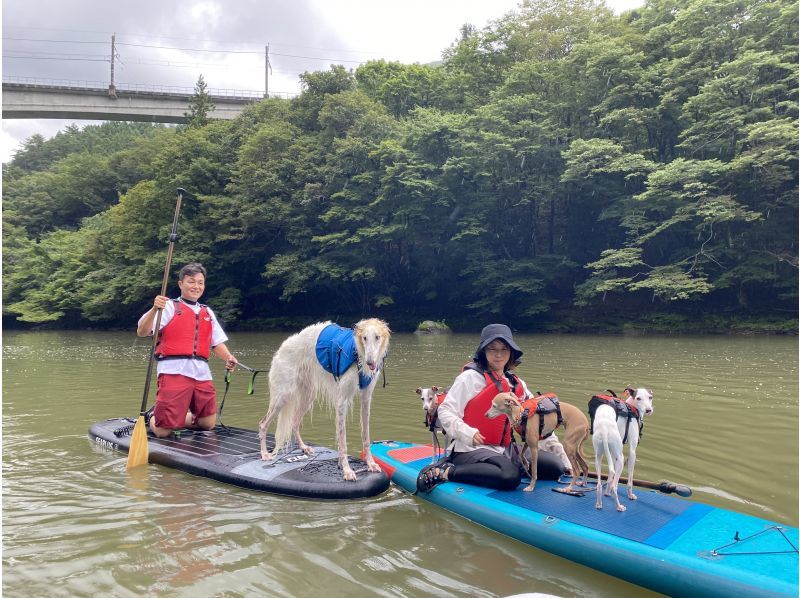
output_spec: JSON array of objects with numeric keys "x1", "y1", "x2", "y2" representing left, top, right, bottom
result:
[
  {"x1": 462, "y1": 366, "x2": 526, "y2": 446},
  {"x1": 155, "y1": 299, "x2": 213, "y2": 361}
]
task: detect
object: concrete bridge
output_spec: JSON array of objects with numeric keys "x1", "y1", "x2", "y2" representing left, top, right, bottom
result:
[{"x1": 1, "y1": 77, "x2": 287, "y2": 123}]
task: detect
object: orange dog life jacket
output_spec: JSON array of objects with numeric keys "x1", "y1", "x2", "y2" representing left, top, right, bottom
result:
[{"x1": 515, "y1": 392, "x2": 563, "y2": 442}]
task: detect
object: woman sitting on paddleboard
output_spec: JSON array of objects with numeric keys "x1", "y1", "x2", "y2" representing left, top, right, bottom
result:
[{"x1": 417, "y1": 324, "x2": 564, "y2": 492}]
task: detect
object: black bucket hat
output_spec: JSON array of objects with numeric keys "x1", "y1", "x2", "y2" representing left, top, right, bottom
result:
[{"x1": 473, "y1": 323, "x2": 523, "y2": 363}]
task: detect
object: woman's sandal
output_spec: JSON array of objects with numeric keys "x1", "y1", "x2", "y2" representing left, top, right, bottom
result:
[{"x1": 416, "y1": 462, "x2": 454, "y2": 493}]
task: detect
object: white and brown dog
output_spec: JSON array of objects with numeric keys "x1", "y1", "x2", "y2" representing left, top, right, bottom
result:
[
  {"x1": 416, "y1": 386, "x2": 444, "y2": 428},
  {"x1": 487, "y1": 392, "x2": 589, "y2": 493},
  {"x1": 258, "y1": 319, "x2": 390, "y2": 481},
  {"x1": 416, "y1": 386, "x2": 447, "y2": 462}
]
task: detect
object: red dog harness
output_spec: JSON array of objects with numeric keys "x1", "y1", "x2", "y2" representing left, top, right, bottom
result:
[
  {"x1": 424, "y1": 390, "x2": 448, "y2": 431},
  {"x1": 514, "y1": 392, "x2": 563, "y2": 443},
  {"x1": 587, "y1": 390, "x2": 642, "y2": 444}
]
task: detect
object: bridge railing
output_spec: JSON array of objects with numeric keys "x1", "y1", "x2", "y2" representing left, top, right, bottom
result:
[{"x1": 2, "y1": 76, "x2": 296, "y2": 99}]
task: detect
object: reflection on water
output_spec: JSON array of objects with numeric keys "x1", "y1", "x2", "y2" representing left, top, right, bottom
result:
[{"x1": 3, "y1": 330, "x2": 797, "y2": 597}]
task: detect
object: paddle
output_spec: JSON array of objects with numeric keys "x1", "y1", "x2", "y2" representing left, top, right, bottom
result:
[
  {"x1": 583, "y1": 471, "x2": 692, "y2": 497},
  {"x1": 126, "y1": 188, "x2": 186, "y2": 469}
]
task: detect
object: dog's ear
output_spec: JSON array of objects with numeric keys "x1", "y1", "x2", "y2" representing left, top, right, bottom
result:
[
  {"x1": 624, "y1": 387, "x2": 635, "y2": 397},
  {"x1": 416, "y1": 388, "x2": 422, "y2": 395},
  {"x1": 647, "y1": 388, "x2": 653, "y2": 397},
  {"x1": 432, "y1": 386, "x2": 439, "y2": 392}
]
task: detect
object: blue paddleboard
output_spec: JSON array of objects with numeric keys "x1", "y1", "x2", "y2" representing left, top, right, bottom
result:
[{"x1": 371, "y1": 440, "x2": 798, "y2": 597}]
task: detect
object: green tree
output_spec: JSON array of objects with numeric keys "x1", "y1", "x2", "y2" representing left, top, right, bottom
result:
[
  {"x1": 291, "y1": 65, "x2": 356, "y2": 130},
  {"x1": 356, "y1": 60, "x2": 445, "y2": 117},
  {"x1": 186, "y1": 74, "x2": 216, "y2": 127}
]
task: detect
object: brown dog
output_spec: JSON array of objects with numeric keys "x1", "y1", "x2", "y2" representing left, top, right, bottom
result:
[{"x1": 487, "y1": 392, "x2": 589, "y2": 493}]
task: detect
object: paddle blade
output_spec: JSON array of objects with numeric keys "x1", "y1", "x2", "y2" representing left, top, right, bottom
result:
[{"x1": 126, "y1": 415, "x2": 149, "y2": 469}]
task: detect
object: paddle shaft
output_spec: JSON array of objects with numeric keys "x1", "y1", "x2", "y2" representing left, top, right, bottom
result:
[
  {"x1": 138, "y1": 189, "x2": 184, "y2": 415},
  {"x1": 585, "y1": 470, "x2": 692, "y2": 497}
]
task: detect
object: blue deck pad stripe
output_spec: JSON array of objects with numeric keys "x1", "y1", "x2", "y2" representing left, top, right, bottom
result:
[
  {"x1": 644, "y1": 503, "x2": 714, "y2": 549},
  {"x1": 407, "y1": 454, "x2": 706, "y2": 548},
  {"x1": 486, "y1": 479, "x2": 697, "y2": 545}
]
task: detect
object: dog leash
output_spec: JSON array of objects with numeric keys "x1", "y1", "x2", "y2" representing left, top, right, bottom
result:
[
  {"x1": 216, "y1": 362, "x2": 267, "y2": 426},
  {"x1": 235, "y1": 361, "x2": 266, "y2": 395},
  {"x1": 216, "y1": 370, "x2": 234, "y2": 428}
]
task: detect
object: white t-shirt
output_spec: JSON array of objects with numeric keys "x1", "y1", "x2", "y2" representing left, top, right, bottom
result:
[{"x1": 138, "y1": 298, "x2": 228, "y2": 381}]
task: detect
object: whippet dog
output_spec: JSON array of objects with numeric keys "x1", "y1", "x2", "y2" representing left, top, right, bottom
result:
[
  {"x1": 487, "y1": 392, "x2": 589, "y2": 494},
  {"x1": 592, "y1": 402, "x2": 626, "y2": 511}
]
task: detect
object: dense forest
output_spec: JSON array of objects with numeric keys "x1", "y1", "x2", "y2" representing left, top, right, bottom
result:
[{"x1": 3, "y1": 0, "x2": 797, "y2": 333}]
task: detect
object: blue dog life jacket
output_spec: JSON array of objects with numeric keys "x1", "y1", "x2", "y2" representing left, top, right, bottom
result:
[{"x1": 315, "y1": 324, "x2": 376, "y2": 389}]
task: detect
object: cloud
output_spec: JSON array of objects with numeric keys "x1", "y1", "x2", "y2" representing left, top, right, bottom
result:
[{"x1": 1, "y1": 0, "x2": 643, "y2": 161}]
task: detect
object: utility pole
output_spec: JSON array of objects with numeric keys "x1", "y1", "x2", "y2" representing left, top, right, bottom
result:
[
  {"x1": 264, "y1": 44, "x2": 271, "y2": 98},
  {"x1": 109, "y1": 33, "x2": 117, "y2": 99}
]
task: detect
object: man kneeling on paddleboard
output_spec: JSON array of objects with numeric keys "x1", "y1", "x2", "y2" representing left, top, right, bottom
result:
[{"x1": 137, "y1": 262, "x2": 238, "y2": 437}]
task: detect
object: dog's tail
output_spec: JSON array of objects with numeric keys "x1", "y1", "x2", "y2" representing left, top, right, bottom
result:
[
  {"x1": 602, "y1": 437, "x2": 616, "y2": 478},
  {"x1": 270, "y1": 399, "x2": 299, "y2": 458}
]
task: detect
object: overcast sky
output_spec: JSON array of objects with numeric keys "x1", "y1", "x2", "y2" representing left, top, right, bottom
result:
[{"x1": 1, "y1": 0, "x2": 644, "y2": 163}]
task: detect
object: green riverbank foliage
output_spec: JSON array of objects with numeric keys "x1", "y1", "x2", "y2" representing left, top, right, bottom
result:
[{"x1": 3, "y1": 0, "x2": 797, "y2": 333}]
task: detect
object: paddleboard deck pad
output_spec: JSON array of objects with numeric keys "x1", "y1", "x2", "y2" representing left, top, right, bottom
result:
[
  {"x1": 372, "y1": 440, "x2": 798, "y2": 597},
  {"x1": 89, "y1": 418, "x2": 389, "y2": 499}
]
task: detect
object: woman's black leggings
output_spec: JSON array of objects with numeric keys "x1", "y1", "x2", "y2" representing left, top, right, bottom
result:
[{"x1": 449, "y1": 449, "x2": 522, "y2": 491}]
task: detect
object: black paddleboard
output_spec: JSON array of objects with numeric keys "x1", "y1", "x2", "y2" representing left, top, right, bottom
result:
[{"x1": 89, "y1": 418, "x2": 390, "y2": 499}]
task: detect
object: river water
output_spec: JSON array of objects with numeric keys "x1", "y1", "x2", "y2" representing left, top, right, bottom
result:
[{"x1": 3, "y1": 330, "x2": 798, "y2": 597}]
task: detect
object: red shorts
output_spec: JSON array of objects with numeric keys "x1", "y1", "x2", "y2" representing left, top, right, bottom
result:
[{"x1": 154, "y1": 374, "x2": 217, "y2": 429}]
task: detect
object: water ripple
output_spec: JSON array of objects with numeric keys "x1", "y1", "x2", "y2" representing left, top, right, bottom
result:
[{"x1": 2, "y1": 331, "x2": 795, "y2": 597}]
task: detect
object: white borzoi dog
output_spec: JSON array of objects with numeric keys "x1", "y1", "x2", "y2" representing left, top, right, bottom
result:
[
  {"x1": 592, "y1": 403, "x2": 626, "y2": 511},
  {"x1": 258, "y1": 319, "x2": 390, "y2": 481}
]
